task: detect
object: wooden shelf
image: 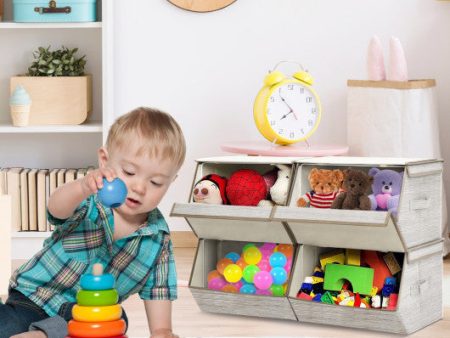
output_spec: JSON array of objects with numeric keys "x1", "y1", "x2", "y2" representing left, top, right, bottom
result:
[
  {"x1": 0, "y1": 121, "x2": 102, "y2": 133},
  {"x1": 0, "y1": 22, "x2": 102, "y2": 29},
  {"x1": 12, "y1": 231, "x2": 52, "y2": 238}
]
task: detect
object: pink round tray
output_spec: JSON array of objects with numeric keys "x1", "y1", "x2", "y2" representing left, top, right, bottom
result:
[{"x1": 221, "y1": 141, "x2": 349, "y2": 157}]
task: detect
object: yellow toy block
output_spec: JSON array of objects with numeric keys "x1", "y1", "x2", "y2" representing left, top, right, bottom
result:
[
  {"x1": 312, "y1": 276, "x2": 324, "y2": 284},
  {"x1": 345, "y1": 249, "x2": 361, "y2": 266},
  {"x1": 319, "y1": 249, "x2": 345, "y2": 269},
  {"x1": 370, "y1": 286, "x2": 378, "y2": 297}
]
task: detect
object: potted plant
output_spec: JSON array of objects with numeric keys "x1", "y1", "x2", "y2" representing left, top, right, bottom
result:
[{"x1": 10, "y1": 46, "x2": 92, "y2": 125}]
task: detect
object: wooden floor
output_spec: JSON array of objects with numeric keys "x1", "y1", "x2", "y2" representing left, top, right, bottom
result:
[{"x1": 11, "y1": 250, "x2": 450, "y2": 337}]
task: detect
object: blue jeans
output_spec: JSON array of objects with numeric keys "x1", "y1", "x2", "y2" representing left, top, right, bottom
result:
[{"x1": 0, "y1": 289, "x2": 128, "y2": 338}]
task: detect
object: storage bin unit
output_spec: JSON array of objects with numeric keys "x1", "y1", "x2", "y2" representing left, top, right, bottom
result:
[
  {"x1": 13, "y1": 0, "x2": 97, "y2": 22},
  {"x1": 171, "y1": 156, "x2": 298, "y2": 320},
  {"x1": 273, "y1": 156, "x2": 444, "y2": 334}
]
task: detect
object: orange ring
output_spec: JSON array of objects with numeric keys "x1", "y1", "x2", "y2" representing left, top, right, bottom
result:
[{"x1": 68, "y1": 319, "x2": 126, "y2": 337}]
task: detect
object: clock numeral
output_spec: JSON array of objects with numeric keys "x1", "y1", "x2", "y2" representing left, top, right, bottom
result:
[
  {"x1": 289, "y1": 132, "x2": 295, "y2": 139},
  {"x1": 287, "y1": 84, "x2": 294, "y2": 90},
  {"x1": 308, "y1": 119, "x2": 314, "y2": 127},
  {"x1": 299, "y1": 87, "x2": 304, "y2": 94},
  {"x1": 270, "y1": 96, "x2": 275, "y2": 102},
  {"x1": 300, "y1": 128, "x2": 304, "y2": 135},
  {"x1": 306, "y1": 96, "x2": 312, "y2": 103},
  {"x1": 311, "y1": 107, "x2": 317, "y2": 114},
  {"x1": 278, "y1": 129, "x2": 284, "y2": 135},
  {"x1": 270, "y1": 120, "x2": 276, "y2": 126}
]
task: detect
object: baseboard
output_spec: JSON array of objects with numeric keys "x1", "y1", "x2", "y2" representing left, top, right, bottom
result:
[{"x1": 171, "y1": 231, "x2": 197, "y2": 248}]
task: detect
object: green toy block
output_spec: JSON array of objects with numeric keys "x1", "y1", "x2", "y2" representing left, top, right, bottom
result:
[
  {"x1": 320, "y1": 291, "x2": 335, "y2": 304},
  {"x1": 323, "y1": 263, "x2": 374, "y2": 295}
]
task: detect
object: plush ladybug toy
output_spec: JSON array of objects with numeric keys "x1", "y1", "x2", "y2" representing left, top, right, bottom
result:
[
  {"x1": 226, "y1": 169, "x2": 267, "y2": 206},
  {"x1": 192, "y1": 174, "x2": 228, "y2": 204}
]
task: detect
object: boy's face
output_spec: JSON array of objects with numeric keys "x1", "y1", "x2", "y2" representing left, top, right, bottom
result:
[{"x1": 99, "y1": 139, "x2": 178, "y2": 225}]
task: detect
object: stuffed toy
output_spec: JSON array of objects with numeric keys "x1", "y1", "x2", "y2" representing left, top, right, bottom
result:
[
  {"x1": 297, "y1": 168, "x2": 344, "y2": 208},
  {"x1": 368, "y1": 168, "x2": 403, "y2": 216},
  {"x1": 226, "y1": 169, "x2": 267, "y2": 206},
  {"x1": 331, "y1": 169, "x2": 373, "y2": 210},
  {"x1": 258, "y1": 164, "x2": 291, "y2": 207},
  {"x1": 192, "y1": 174, "x2": 228, "y2": 204}
]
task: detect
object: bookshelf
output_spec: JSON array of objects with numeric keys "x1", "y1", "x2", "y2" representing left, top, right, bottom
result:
[{"x1": 0, "y1": 0, "x2": 114, "y2": 259}]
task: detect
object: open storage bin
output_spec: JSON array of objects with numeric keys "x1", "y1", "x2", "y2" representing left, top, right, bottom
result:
[
  {"x1": 171, "y1": 156, "x2": 299, "y2": 320},
  {"x1": 274, "y1": 156, "x2": 444, "y2": 334}
]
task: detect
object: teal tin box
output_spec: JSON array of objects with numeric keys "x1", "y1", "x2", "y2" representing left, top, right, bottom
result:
[{"x1": 13, "y1": 0, "x2": 97, "y2": 22}]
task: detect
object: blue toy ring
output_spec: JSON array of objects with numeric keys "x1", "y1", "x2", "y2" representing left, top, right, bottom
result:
[{"x1": 80, "y1": 273, "x2": 115, "y2": 291}]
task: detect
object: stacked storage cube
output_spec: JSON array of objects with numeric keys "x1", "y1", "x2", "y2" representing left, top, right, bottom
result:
[{"x1": 67, "y1": 264, "x2": 127, "y2": 338}]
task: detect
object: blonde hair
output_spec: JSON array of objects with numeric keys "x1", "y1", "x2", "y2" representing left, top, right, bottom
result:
[{"x1": 106, "y1": 107, "x2": 186, "y2": 169}]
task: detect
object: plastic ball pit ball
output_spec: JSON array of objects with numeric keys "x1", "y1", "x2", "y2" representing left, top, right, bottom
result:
[
  {"x1": 243, "y1": 246, "x2": 262, "y2": 265},
  {"x1": 270, "y1": 267, "x2": 288, "y2": 285},
  {"x1": 242, "y1": 265, "x2": 260, "y2": 283},
  {"x1": 97, "y1": 178, "x2": 128, "y2": 208},
  {"x1": 253, "y1": 270, "x2": 273, "y2": 290},
  {"x1": 223, "y1": 264, "x2": 243, "y2": 283},
  {"x1": 269, "y1": 252, "x2": 287, "y2": 268}
]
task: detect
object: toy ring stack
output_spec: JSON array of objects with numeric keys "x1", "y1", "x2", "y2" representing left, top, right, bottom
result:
[{"x1": 66, "y1": 263, "x2": 127, "y2": 338}]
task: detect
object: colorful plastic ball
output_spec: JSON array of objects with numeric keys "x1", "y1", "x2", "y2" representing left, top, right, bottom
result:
[
  {"x1": 207, "y1": 270, "x2": 221, "y2": 282},
  {"x1": 225, "y1": 252, "x2": 240, "y2": 263},
  {"x1": 253, "y1": 271, "x2": 273, "y2": 290},
  {"x1": 260, "y1": 242, "x2": 277, "y2": 251},
  {"x1": 242, "y1": 265, "x2": 260, "y2": 283},
  {"x1": 270, "y1": 284, "x2": 285, "y2": 297},
  {"x1": 216, "y1": 258, "x2": 233, "y2": 275},
  {"x1": 236, "y1": 258, "x2": 248, "y2": 270},
  {"x1": 277, "y1": 244, "x2": 294, "y2": 258},
  {"x1": 240, "y1": 284, "x2": 257, "y2": 294},
  {"x1": 97, "y1": 178, "x2": 128, "y2": 208},
  {"x1": 257, "y1": 258, "x2": 271, "y2": 272},
  {"x1": 232, "y1": 280, "x2": 243, "y2": 290},
  {"x1": 242, "y1": 243, "x2": 256, "y2": 252},
  {"x1": 208, "y1": 277, "x2": 227, "y2": 291},
  {"x1": 270, "y1": 267, "x2": 288, "y2": 285},
  {"x1": 269, "y1": 252, "x2": 287, "y2": 268},
  {"x1": 284, "y1": 259, "x2": 292, "y2": 275},
  {"x1": 223, "y1": 264, "x2": 243, "y2": 283},
  {"x1": 80, "y1": 272, "x2": 115, "y2": 291},
  {"x1": 76, "y1": 289, "x2": 119, "y2": 307},
  {"x1": 256, "y1": 289, "x2": 272, "y2": 296},
  {"x1": 221, "y1": 284, "x2": 239, "y2": 293},
  {"x1": 243, "y1": 246, "x2": 262, "y2": 265}
]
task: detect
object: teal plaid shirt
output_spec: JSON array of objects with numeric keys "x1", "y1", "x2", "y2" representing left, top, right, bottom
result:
[{"x1": 10, "y1": 195, "x2": 177, "y2": 317}]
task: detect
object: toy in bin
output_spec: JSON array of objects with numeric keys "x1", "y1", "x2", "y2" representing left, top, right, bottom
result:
[
  {"x1": 67, "y1": 263, "x2": 127, "y2": 338},
  {"x1": 208, "y1": 242, "x2": 294, "y2": 297},
  {"x1": 297, "y1": 248, "x2": 401, "y2": 311}
]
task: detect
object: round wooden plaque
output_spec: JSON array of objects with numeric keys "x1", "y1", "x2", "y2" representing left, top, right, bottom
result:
[{"x1": 167, "y1": 0, "x2": 237, "y2": 13}]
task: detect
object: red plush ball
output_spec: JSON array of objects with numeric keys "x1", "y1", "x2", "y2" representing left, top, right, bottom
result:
[{"x1": 226, "y1": 169, "x2": 267, "y2": 206}]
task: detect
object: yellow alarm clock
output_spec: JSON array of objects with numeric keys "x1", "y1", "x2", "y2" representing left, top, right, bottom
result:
[{"x1": 253, "y1": 62, "x2": 322, "y2": 145}]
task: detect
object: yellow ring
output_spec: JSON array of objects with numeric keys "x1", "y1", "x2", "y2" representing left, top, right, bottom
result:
[{"x1": 72, "y1": 304, "x2": 122, "y2": 322}]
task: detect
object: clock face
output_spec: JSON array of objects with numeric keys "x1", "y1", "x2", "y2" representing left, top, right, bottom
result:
[{"x1": 266, "y1": 82, "x2": 320, "y2": 142}]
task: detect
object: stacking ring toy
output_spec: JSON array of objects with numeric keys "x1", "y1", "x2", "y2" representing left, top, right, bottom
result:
[
  {"x1": 68, "y1": 319, "x2": 126, "y2": 338},
  {"x1": 76, "y1": 289, "x2": 119, "y2": 307},
  {"x1": 72, "y1": 304, "x2": 122, "y2": 322},
  {"x1": 80, "y1": 272, "x2": 115, "y2": 290},
  {"x1": 66, "y1": 336, "x2": 127, "y2": 338}
]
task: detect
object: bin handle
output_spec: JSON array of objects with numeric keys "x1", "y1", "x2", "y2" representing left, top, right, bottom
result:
[{"x1": 35, "y1": 1, "x2": 71, "y2": 14}]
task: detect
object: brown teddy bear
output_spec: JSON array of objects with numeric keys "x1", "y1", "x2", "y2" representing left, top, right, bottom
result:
[
  {"x1": 297, "y1": 168, "x2": 344, "y2": 208},
  {"x1": 331, "y1": 168, "x2": 373, "y2": 210}
]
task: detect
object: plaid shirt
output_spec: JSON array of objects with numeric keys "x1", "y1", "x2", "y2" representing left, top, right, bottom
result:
[{"x1": 10, "y1": 195, "x2": 177, "y2": 317}]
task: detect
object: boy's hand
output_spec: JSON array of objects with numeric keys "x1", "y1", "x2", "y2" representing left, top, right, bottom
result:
[
  {"x1": 81, "y1": 167, "x2": 117, "y2": 195},
  {"x1": 151, "y1": 328, "x2": 179, "y2": 338},
  {"x1": 11, "y1": 331, "x2": 47, "y2": 338}
]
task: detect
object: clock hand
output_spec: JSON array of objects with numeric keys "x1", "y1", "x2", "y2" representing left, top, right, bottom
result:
[{"x1": 279, "y1": 89, "x2": 298, "y2": 120}]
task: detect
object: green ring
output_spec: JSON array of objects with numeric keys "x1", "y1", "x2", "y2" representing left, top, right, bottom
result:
[{"x1": 76, "y1": 289, "x2": 119, "y2": 307}]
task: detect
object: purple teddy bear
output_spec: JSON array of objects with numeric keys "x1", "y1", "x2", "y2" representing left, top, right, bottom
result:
[{"x1": 368, "y1": 168, "x2": 403, "y2": 217}]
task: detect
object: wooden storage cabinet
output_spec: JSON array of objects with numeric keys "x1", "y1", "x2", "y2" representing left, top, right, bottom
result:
[{"x1": 172, "y1": 156, "x2": 444, "y2": 334}]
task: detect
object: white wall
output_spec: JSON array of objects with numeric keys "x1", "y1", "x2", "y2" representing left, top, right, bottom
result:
[{"x1": 113, "y1": 0, "x2": 450, "y2": 230}]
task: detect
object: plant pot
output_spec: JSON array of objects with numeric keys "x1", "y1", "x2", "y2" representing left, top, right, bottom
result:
[{"x1": 10, "y1": 75, "x2": 92, "y2": 125}]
